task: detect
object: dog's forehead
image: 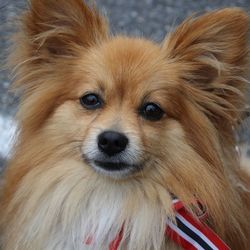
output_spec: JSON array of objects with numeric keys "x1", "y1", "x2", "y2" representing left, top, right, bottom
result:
[
  {"x1": 102, "y1": 37, "x2": 164, "y2": 83},
  {"x1": 82, "y1": 37, "x2": 177, "y2": 92}
]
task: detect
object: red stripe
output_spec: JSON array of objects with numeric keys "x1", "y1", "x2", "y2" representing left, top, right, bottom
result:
[
  {"x1": 178, "y1": 207, "x2": 230, "y2": 250},
  {"x1": 84, "y1": 235, "x2": 93, "y2": 245},
  {"x1": 166, "y1": 226, "x2": 197, "y2": 250},
  {"x1": 173, "y1": 200, "x2": 184, "y2": 211},
  {"x1": 109, "y1": 227, "x2": 124, "y2": 250}
]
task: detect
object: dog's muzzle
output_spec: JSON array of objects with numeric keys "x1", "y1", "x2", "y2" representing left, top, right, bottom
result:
[{"x1": 83, "y1": 130, "x2": 143, "y2": 177}]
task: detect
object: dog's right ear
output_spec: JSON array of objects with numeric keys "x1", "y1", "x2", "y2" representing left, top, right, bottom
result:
[
  {"x1": 16, "y1": 0, "x2": 108, "y2": 58},
  {"x1": 9, "y1": 0, "x2": 109, "y2": 133}
]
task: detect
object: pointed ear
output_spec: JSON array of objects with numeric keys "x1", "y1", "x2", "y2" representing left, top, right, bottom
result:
[
  {"x1": 163, "y1": 8, "x2": 249, "y2": 123},
  {"x1": 9, "y1": 0, "x2": 109, "y2": 133},
  {"x1": 21, "y1": 0, "x2": 108, "y2": 57}
]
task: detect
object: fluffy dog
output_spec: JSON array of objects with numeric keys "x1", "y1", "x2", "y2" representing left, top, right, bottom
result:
[{"x1": 0, "y1": 1, "x2": 249, "y2": 249}]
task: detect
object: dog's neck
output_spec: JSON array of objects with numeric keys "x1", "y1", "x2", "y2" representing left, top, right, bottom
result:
[
  {"x1": 5, "y1": 158, "x2": 249, "y2": 250},
  {"x1": 9, "y1": 159, "x2": 173, "y2": 250}
]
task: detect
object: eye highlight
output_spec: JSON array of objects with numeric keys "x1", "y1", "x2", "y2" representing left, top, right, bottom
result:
[
  {"x1": 140, "y1": 102, "x2": 164, "y2": 121},
  {"x1": 80, "y1": 93, "x2": 103, "y2": 110}
]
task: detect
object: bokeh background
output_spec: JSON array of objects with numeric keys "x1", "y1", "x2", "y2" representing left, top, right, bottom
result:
[{"x1": 0, "y1": 0, "x2": 249, "y2": 174}]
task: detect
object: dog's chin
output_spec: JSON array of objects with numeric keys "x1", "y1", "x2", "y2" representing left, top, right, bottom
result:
[{"x1": 85, "y1": 158, "x2": 143, "y2": 179}]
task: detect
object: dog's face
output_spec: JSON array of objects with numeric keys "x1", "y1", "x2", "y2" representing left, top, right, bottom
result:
[
  {"x1": 78, "y1": 39, "x2": 163, "y2": 178},
  {"x1": 45, "y1": 34, "x2": 212, "y2": 186},
  {"x1": 53, "y1": 37, "x2": 183, "y2": 179}
]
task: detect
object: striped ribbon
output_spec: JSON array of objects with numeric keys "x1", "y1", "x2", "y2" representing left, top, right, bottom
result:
[
  {"x1": 164, "y1": 199, "x2": 230, "y2": 250},
  {"x1": 109, "y1": 198, "x2": 230, "y2": 250}
]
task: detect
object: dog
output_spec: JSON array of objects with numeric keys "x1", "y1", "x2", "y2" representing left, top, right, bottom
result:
[{"x1": 0, "y1": 0, "x2": 249, "y2": 249}]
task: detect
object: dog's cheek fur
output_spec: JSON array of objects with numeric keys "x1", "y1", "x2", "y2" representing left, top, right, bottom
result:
[
  {"x1": 144, "y1": 118, "x2": 227, "y2": 228},
  {"x1": 160, "y1": 9, "x2": 250, "y2": 247}
]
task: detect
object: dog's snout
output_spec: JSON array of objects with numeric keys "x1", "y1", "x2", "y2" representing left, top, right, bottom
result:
[{"x1": 98, "y1": 131, "x2": 129, "y2": 156}]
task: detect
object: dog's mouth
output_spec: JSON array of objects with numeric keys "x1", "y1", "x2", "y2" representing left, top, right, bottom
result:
[
  {"x1": 84, "y1": 157, "x2": 143, "y2": 178},
  {"x1": 94, "y1": 160, "x2": 135, "y2": 171}
]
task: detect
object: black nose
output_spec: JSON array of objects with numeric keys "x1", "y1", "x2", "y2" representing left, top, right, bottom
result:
[{"x1": 98, "y1": 131, "x2": 129, "y2": 156}]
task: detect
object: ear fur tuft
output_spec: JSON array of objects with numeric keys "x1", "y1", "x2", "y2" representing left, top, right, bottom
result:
[
  {"x1": 23, "y1": 0, "x2": 109, "y2": 56},
  {"x1": 163, "y1": 8, "x2": 249, "y2": 125}
]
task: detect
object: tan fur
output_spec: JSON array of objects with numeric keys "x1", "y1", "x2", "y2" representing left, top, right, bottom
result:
[
  {"x1": 0, "y1": 1, "x2": 250, "y2": 249},
  {"x1": 240, "y1": 143, "x2": 250, "y2": 173}
]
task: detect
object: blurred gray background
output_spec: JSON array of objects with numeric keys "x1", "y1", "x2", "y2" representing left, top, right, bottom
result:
[{"x1": 0, "y1": 0, "x2": 250, "y2": 173}]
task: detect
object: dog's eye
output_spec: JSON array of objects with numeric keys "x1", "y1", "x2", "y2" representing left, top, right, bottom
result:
[
  {"x1": 140, "y1": 103, "x2": 164, "y2": 121},
  {"x1": 80, "y1": 93, "x2": 102, "y2": 110}
]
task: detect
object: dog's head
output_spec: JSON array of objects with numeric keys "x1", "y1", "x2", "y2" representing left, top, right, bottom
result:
[{"x1": 9, "y1": 0, "x2": 249, "y2": 240}]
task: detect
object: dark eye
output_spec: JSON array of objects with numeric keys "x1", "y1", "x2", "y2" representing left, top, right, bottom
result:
[
  {"x1": 80, "y1": 93, "x2": 102, "y2": 110},
  {"x1": 140, "y1": 102, "x2": 164, "y2": 121}
]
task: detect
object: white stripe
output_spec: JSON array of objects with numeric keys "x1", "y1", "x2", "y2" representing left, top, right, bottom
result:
[
  {"x1": 176, "y1": 213, "x2": 218, "y2": 250},
  {"x1": 168, "y1": 220, "x2": 205, "y2": 250},
  {"x1": 172, "y1": 199, "x2": 179, "y2": 204}
]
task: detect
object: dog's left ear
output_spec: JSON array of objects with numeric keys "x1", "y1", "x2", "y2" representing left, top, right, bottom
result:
[{"x1": 163, "y1": 8, "x2": 249, "y2": 123}]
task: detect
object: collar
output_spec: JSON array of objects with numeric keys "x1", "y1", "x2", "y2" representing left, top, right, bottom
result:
[
  {"x1": 164, "y1": 198, "x2": 230, "y2": 250},
  {"x1": 86, "y1": 198, "x2": 231, "y2": 250}
]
